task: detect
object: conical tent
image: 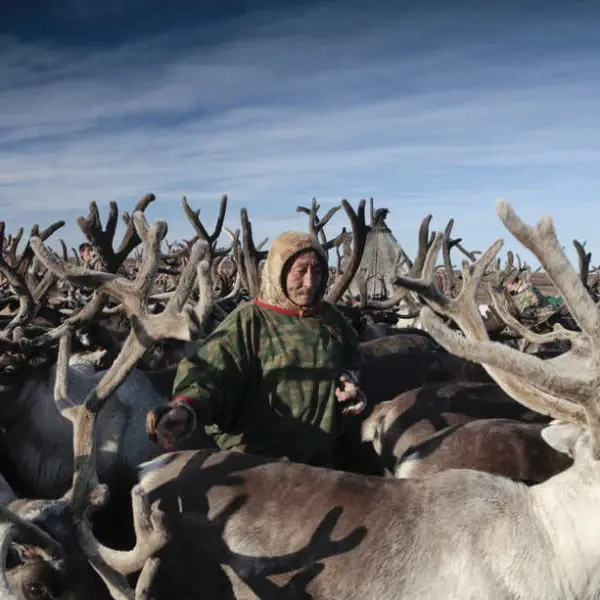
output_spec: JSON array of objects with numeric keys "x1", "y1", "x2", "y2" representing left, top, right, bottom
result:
[{"x1": 347, "y1": 207, "x2": 411, "y2": 300}]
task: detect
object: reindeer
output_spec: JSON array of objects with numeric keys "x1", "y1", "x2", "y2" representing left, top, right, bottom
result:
[
  {"x1": 361, "y1": 381, "x2": 572, "y2": 483},
  {"x1": 393, "y1": 417, "x2": 572, "y2": 482},
  {"x1": 360, "y1": 381, "x2": 559, "y2": 475}
]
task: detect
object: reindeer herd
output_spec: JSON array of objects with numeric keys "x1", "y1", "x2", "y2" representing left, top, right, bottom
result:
[{"x1": 0, "y1": 193, "x2": 599, "y2": 599}]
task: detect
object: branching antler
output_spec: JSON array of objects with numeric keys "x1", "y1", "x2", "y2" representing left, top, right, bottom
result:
[
  {"x1": 573, "y1": 239, "x2": 596, "y2": 300},
  {"x1": 438, "y1": 218, "x2": 464, "y2": 297},
  {"x1": 181, "y1": 194, "x2": 228, "y2": 257},
  {"x1": 31, "y1": 211, "x2": 213, "y2": 508},
  {"x1": 327, "y1": 199, "x2": 368, "y2": 304},
  {"x1": 0, "y1": 225, "x2": 35, "y2": 337},
  {"x1": 394, "y1": 212, "x2": 589, "y2": 429},
  {"x1": 237, "y1": 209, "x2": 268, "y2": 298},
  {"x1": 487, "y1": 285, "x2": 578, "y2": 346},
  {"x1": 297, "y1": 198, "x2": 342, "y2": 250},
  {"x1": 0, "y1": 220, "x2": 64, "y2": 336},
  {"x1": 2, "y1": 227, "x2": 23, "y2": 268},
  {"x1": 17, "y1": 221, "x2": 66, "y2": 277},
  {"x1": 77, "y1": 193, "x2": 155, "y2": 273}
]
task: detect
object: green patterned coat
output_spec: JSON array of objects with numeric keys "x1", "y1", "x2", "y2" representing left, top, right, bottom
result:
[
  {"x1": 173, "y1": 231, "x2": 362, "y2": 466},
  {"x1": 512, "y1": 285, "x2": 545, "y2": 313}
]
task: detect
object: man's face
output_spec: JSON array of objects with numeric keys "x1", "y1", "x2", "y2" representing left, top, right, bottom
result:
[
  {"x1": 507, "y1": 280, "x2": 526, "y2": 294},
  {"x1": 285, "y1": 251, "x2": 324, "y2": 307}
]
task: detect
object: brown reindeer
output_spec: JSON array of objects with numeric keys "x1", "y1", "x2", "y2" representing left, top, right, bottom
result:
[
  {"x1": 360, "y1": 381, "x2": 559, "y2": 477},
  {"x1": 394, "y1": 418, "x2": 571, "y2": 482}
]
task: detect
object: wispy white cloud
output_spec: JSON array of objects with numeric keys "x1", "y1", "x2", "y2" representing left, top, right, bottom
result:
[{"x1": 1, "y1": 1, "x2": 600, "y2": 268}]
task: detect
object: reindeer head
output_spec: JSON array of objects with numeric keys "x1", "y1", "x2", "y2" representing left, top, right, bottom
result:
[
  {"x1": 539, "y1": 421, "x2": 591, "y2": 463},
  {"x1": 2, "y1": 500, "x2": 108, "y2": 600},
  {"x1": 360, "y1": 401, "x2": 392, "y2": 455}
]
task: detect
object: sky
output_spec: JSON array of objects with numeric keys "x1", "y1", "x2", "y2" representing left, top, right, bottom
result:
[{"x1": 1, "y1": 0, "x2": 600, "y2": 270}]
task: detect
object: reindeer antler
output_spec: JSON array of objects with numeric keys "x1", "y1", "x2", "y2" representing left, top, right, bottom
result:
[
  {"x1": 77, "y1": 193, "x2": 155, "y2": 273},
  {"x1": 237, "y1": 208, "x2": 268, "y2": 297},
  {"x1": 297, "y1": 198, "x2": 342, "y2": 250},
  {"x1": 394, "y1": 218, "x2": 587, "y2": 428},
  {"x1": 31, "y1": 210, "x2": 213, "y2": 503},
  {"x1": 0, "y1": 220, "x2": 65, "y2": 337},
  {"x1": 181, "y1": 194, "x2": 228, "y2": 257},
  {"x1": 327, "y1": 199, "x2": 368, "y2": 304}
]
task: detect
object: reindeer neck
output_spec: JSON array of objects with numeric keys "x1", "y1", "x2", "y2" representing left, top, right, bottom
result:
[
  {"x1": 0, "y1": 367, "x2": 56, "y2": 428},
  {"x1": 529, "y1": 460, "x2": 600, "y2": 597}
]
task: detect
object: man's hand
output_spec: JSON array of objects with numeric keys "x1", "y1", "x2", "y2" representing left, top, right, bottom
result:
[
  {"x1": 335, "y1": 373, "x2": 367, "y2": 416},
  {"x1": 335, "y1": 373, "x2": 359, "y2": 403},
  {"x1": 146, "y1": 402, "x2": 196, "y2": 451}
]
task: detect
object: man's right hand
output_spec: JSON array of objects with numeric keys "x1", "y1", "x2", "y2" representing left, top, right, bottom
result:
[{"x1": 146, "y1": 402, "x2": 196, "y2": 451}]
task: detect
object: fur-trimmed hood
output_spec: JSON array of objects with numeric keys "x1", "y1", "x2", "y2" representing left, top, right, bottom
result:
[{"x1": 258, "y1": 231, "x2": 328, "y2": 311}]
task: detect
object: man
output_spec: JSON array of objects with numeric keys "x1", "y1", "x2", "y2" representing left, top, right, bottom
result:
[
  {"x1": 506, "y1": 279, "x2": 563, "y2": 319},
  {"x1": 146, "y1": 231, "x2": 366, "y2": 467},
  {"x1": 79, "y1": 243, "x2": 93, "y2": 266},
  {"x1": 79, "y1": 242, "x2": 130, "y2": 277}
]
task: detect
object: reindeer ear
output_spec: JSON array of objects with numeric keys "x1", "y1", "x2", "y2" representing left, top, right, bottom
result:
[
  {"x1": 360, "y1": 404, "x2": 386, "y2": 443},
  {"x1": 541, "y1": 422, "x2": 584, "y2": 457},
  {"x1": 360, "y1": 416, "x2": 377, "y2": 443},
  {"x1": 5, "y1": 545, "x2": 23, "y2": 569}
]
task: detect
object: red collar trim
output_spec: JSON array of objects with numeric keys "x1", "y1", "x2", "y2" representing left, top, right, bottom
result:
[{"x1": 253, "y1": 298, "x2": 324, "y2": 317}]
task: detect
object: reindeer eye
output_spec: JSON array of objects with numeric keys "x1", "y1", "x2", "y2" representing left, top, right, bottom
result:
[{"x1": 25, "y1": 582, "x2": 52, "y2": 599}]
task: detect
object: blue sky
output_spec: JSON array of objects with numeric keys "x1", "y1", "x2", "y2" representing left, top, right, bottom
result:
[{"x1": 1, "y1": 0, "x2": 600, "y2": 268}]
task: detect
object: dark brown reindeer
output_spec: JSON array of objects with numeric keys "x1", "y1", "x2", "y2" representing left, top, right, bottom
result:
[
  {"x1": 395, "y1": 418, "x2": 571, "y2": 482},
  {"x1": 360, "y1": 328, "x2": 440, "y2": 355},
  {"x1": 359, "y1": 342, "x2": 491, "y2": 406},
  {"x1": 361, "y1": 381, "x2": 570, "y2": 482}
]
